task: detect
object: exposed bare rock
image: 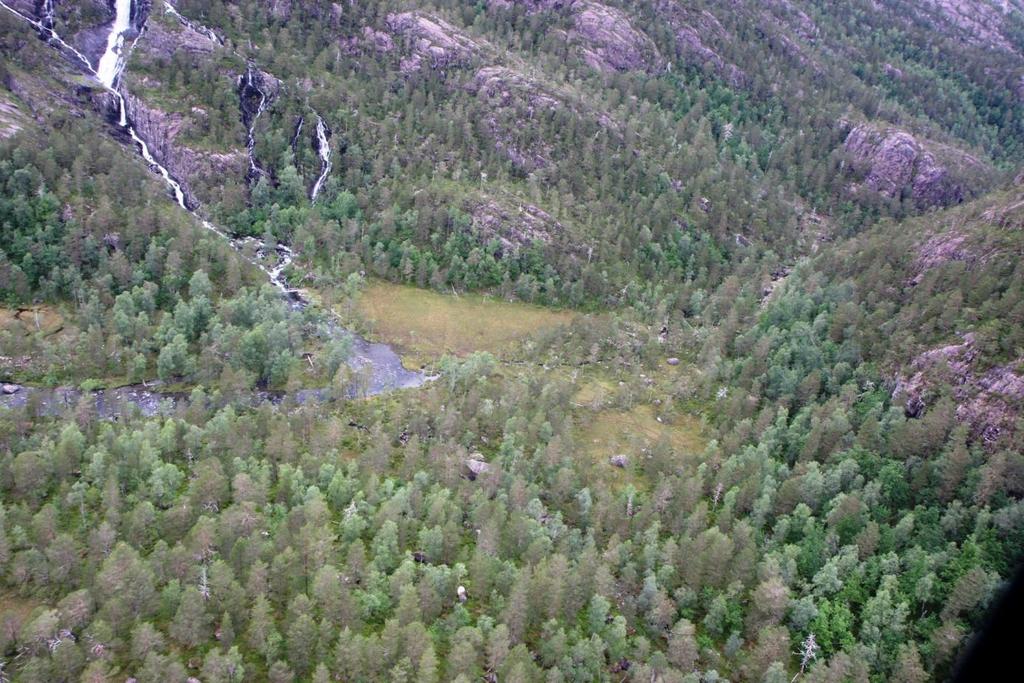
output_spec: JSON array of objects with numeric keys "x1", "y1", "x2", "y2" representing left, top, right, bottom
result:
[
  {"x1": 466, "y1": 63, "x2": 618, "y2": 171},
  {"x1": 469, "y1": 197, "x2": 565, "y2": 254},
  {"x1": 384, "y1": 12, "x2": 483, "y2": 73},
  {"x1": 907, "y1": 226, "x2": 981, "y2": 286},
  {"x1": 1, "y1": 383, "x2": 21, "y2": 395},
  {"x1": 980, "y1": 191, "x2": 1024, "y2": 230},
  {"x1": 919, "y1": 0, "x2": 1024, "y2": 55},
  {"x1": 897, "y1": 334, "x2": 1024, "y2": 442},
  {"x1": 0, "y1": 95, "x2": 26, "y2": 138},
  {"x1": 467, "y1": 64, "x2": 620, "y2": 171},
  {"x1": 759, "y1": 266, "x2": 793, "y2": 305},
  {"x1": 843, "y1": 122, "x2": 994, "y2": 208},
  {"x1": 237, "y1": 65, "x2": 281, "y2": 137},
  {"x1": 763, "y1": 28, "x2": 820, "y2": 74},
  {"x1": 242, "y1": 66, "x2": 281, "y2": 101},
  {"x1": 464, "y1": 456, "x2": 491, "y2": 480},
  {"x1": 468, "y1": 66, "x2": 563, "y2": 170},
  {"x1": 883, "y1": 63, "x2": 904, "y2": 80},
  {"x1": 3, "y1": 1, "x2": 36, "y2": 18},
  {"x1": 143, "y1": 7, "x2": 220, "y2": 57},
  {"x1": 571, "y1": 1, "x2": 664, "y2": 73},
  {"x1": 113, "y1": 90, "x2": 246, "y2": 207},
  {"x1": 486, "y1": 0, "x2": 577, "y2": 12},
  {"x1": 653, "y1": 1, "x2": 747, "y2": 87},
  {"x1": 59, "y1": 0, "x2": 151, "y2": 75},
  {"x1": 763, "y1": 0, "x2": 820, "y2": 43},
  {"x1": 471, "y1": 66, "x2": 562, "y2": 114},
  {"x1": 609, "y1": 454, "x2": 629, "y2": 468},
  {"x1": 361, "y1": 26, "x2": 394, "y2": 53},
  {"x1": 754, "y1": 0, "x2": 823, "y2": 74}
]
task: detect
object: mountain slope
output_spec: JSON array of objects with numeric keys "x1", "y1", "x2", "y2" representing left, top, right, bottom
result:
[{"x1": 0, "y1": 1, "x2": 1022, "y2": 682}]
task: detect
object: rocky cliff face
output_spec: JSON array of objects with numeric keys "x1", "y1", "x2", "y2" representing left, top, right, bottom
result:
[
  {"x1": 570, "y1": 1, "x2": 664, "y2": 73},
  {"x1": 142, "y1": 7, "x2": 219, "y2": 57},
  {"x1": 115, "y1": 89, "x2": 244, "y2": 208},
  {"x1": 915, "y1": 0, "x2": 1024, "y2": 56},
  {"x1": 898, "y1": 334, "x2": 1024, "y2": 442},
  {"x1": 485, "y1": 0, "x2": 575, "y2": 12},
  {"x1": 66, "y1": 0, "x2": 152, "y2": 71},
  {"x1": 384, "y1": 12, "x2": 483, "y2": 74},
  {"x1": 843, "y1": 122, "x2": 994, "y2": 208}
]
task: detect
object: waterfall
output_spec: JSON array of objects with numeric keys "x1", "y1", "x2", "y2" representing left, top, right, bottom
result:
[
  {"x1": 0, "y1": 0, "x2": 296, "y2": 294},
  {"x1": 0, "y1": 0, "x2": 93, "y2": 72},
  {"x1": 311, "y1": 114, "x2": 332, "y2": 203},
  {"x1": 39, "y1": 0, "x2": 54, "y2": 29},
  {"x1": 0, "y1": 0, "x2": 431, "y2": 396},
  {"x1": 163, "y1": 0, "x2": 223, "y2": 45},
  {"x1": 290, "y1": 115, "x2": 304, "y2": 153},
  {"x1": 96, "y1": 0, "x2": 132, "y2": 88},
  {"x1": 240, "y1": 64, "x2": 270, "y2": 183}
]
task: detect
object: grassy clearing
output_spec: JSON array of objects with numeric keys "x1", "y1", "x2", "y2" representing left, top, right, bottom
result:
[
  {"x1": 575, "y1": 403, "x2": 706, "y2": 490},
  {"x1": 355, "y1": 280, "x2": 574, "y2": 367}
]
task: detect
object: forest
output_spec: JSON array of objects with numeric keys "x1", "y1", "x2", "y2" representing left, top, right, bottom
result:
[{"x1": 0, "y1": 0, "x2": 1022, "y2": 681}]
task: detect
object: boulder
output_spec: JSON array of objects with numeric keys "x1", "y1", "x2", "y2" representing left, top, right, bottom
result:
[
  {"x1": 2, "y1": 383, "x2": 21, "y2": 395},
  {"x1": 666, "y1": 357, "x2": 680, "y2": 366},
  {"x1": 464, "y1": 457, "x2": 491, "y2": 480},
  {"x1": 609, "y1": 454, "x2": 629, "y2": 468}
]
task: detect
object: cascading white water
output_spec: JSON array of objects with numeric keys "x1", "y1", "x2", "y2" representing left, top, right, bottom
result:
[
  {"x1": 311, "y1": 114, "x2": 332, "y2": 203},
  {"x1": 96, "y1": 0, "x2": 132, "y2": 88},
  {"x1": 0, "y1": 0, "x2": 430, "y2": 395},
  {"x1": 0, "y1": 0, "x2": 290, "y2": 292},
  {"x1": 39, "y1": 0, "x2": 54, "y2": 29},
  {"x1": 0, "y1": 0, "x2": 93, "y2": 71},
  {"x1": 291, "y1": 116, "x2": 304, "y2": 152},
  {"x1": 241, "y1": 65, "x2": 269, "y2": 181},
  {"x1": 163, "y1": 0, "x2": 222, "y2": 45}
]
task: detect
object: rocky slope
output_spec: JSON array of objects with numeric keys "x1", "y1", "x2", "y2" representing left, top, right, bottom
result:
[
  {"x1": 570, "y1": 1, "x2": 664, "y2": 74},
  {"x1": 843, "y1": 122, "x2": 996, "y2": 208},
  {"x1": 912, "y1": 0, "x2": 1024, "y2": 57},
  {"x1": 653, "y1": 0, "x2": 747, "y2": 87},
  {"x1": 116, "y1": 88, "x2": 246, "y2": 208},
  {"x1": 467, "y1": 65, "x2": 620, "y2": 171},
  {"x1": 899, "y1": 334, "x2": 1024, "y2": 443},
  {"x1": 384, "y1": 11, "x2": 484, "y2": 74},
  {"x1": 111, "y1": 3, "x2": 251, "y2": 207},
  {"x1": 469, "y1": 195, "x2": 568, "y2": 254}
]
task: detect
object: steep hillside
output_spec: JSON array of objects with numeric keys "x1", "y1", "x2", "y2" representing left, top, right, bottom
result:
[{"x1": 0, "y1": 1, "x2": 1022, "y2": 682}]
